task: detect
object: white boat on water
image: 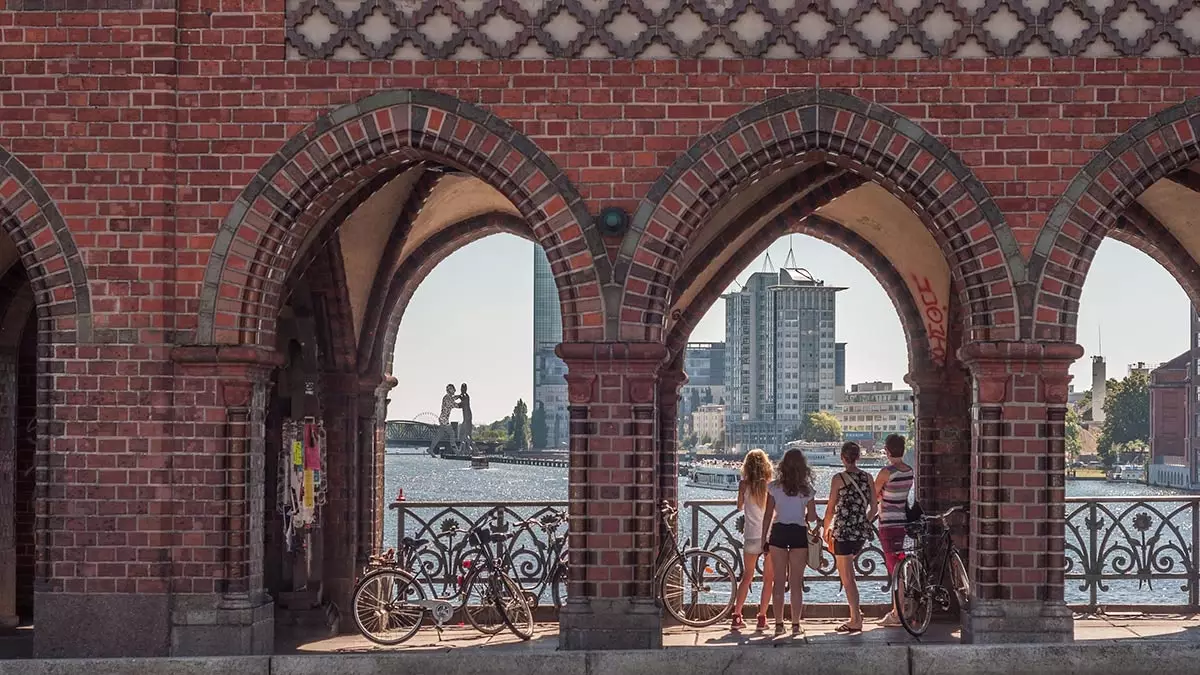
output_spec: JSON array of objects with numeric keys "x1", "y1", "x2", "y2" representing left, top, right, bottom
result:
[
  {"x1": 1109, "y1": 464, "x2": 1146, "y2": 483},
  {"x1": 687, "y1": 464, "x2": 740, "y2": 491}
]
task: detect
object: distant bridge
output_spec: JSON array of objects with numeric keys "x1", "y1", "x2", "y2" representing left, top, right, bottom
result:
[{"x1": 386, "y1": 419, "x2": 442, "y2": 448}]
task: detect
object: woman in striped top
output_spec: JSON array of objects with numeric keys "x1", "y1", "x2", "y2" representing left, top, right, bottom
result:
[{"x1": 874, "y1": 433, "x2": 913, "y2": 627}]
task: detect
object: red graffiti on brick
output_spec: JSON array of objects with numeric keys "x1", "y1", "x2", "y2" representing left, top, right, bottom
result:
[{"x1": 912, "y1": 274, "x2": 947, "y2": 361}]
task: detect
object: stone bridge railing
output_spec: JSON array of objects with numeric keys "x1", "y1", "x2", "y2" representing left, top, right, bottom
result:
[{"x1": 387, "y1": 496, "x2": 1200, "y2": 610}]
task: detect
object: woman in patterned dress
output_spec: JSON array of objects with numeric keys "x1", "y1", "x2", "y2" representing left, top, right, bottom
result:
[{"x1": 822, "y1": 441, "x2": 877, "y2": 633}]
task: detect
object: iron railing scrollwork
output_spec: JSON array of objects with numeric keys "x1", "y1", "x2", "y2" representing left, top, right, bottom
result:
[{"x1": 389, "y1": 496, "x2": 1200, "y2": 609}]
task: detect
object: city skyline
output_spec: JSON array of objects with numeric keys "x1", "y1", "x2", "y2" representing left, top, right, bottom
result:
[{"x1": 388, "y1": 234, "x2": 1190, "y2": 424}]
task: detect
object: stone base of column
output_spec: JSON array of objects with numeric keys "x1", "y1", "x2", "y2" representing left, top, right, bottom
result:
[
  {"x1": 169, "y1": 593, "x2": 275, "y2": 656},
  {"x1": 558, "y1": 598, "x2": 662, "y2": 650},
  {"x1": 35, "y1": 592, "x2": 171, "y2": 657},
  {"x1": 962, "y1": 600, "x2": 1074, "y2": 644}
]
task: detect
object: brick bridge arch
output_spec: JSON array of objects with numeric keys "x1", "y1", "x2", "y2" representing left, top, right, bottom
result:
[
  {"x1": 197, "y1": 90, "x2": 606, "y2": 348},
  {"x1": 0, "y1": 147, "x2": 92, "y2": 340},
  {"x1": 1031, "y1": 96, "x2": 1200, "y2": 343},
  {"x1": 662, "y1": 169, "x2": 936, "y2": 374},
  {"x1": 373, "y1": 212, "x2": 531, "y2": 376},
  {"x1": 617, "y1": 89, "x2": 1023, "y2": 346}
]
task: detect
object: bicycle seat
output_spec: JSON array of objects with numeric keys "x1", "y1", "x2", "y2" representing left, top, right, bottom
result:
[{"x1": 402, "y1": 536, "x2": 430, "y2": 550}]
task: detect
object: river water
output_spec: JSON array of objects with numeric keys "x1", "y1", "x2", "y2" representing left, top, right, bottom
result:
[{"x1": 382, "y1": 453, "x2": 1195, "y2": 607}]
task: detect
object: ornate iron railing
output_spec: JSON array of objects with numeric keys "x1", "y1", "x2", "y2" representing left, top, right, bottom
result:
[
  {"x1": 1065, "y1": 497, "x2": 1199, "y2": 610},
  {"x1": 387, "y1": 496, "x2": 1200, "y2": 609}
]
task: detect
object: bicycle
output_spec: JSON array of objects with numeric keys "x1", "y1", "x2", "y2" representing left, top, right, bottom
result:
[
  {"x1": 351, "y1": 525, "x2": 535, "y2": 645},
  {"x1": 656, "y1": 501, "x2": 737, "y2": 627},
  {"x1": 892, "y1": 504, "x2": 971, "y2": 637},
  {"x1": 504, "y1": 512, "x2": 569, "y2": 609}
]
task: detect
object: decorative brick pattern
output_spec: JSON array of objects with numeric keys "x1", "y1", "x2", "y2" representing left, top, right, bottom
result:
[
  {"x1": 961, "y1": 341, "x2": 1081, "y2": 607},
  {"x1": 198, "y1": 90, "x2": 605, "y2": 348},
  {"x1": 621, "y1": 89, "x2": 1021, "y2": 345},
  {"x1": 285, "y1": 0, "x2": 1200, "y2": 61},
  {"x1": 1031, "y1": 95, "x2": 1200, "y2": 342}
]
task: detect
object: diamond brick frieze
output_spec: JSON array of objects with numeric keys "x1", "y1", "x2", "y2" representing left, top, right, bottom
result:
[{"x1": 286, "y1": 0, "x2": 1200, "y2": 60}]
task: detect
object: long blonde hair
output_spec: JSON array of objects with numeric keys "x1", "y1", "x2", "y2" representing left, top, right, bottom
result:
[
  {"x1": 741, "y1": 449, "x2": 773, "y2": 503},
  {"x1": 774, "y1": 449, "x2": 814, "y2": 497}
]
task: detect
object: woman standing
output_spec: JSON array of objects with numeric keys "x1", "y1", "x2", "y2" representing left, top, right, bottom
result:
[
  {"x1": 823, "y1": 441, "x2": 877, "y2": 633},
  {"x1": 874, "y1": 434, "x2": 913, "y2": 627},
  {"x1": 731, "y1": 449, "x2": 774, "y2": 631},
  {"x1": 760, "y1": 449, "x2": 820, "y2": 635}
]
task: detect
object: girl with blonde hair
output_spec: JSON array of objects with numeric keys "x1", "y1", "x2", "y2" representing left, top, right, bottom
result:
[
  {"x1": 761, "y1": 449, "x2": 820, "y2": 635},
  {"x1": 732, "y1": 449, "x2": 775, "y2": 631}
]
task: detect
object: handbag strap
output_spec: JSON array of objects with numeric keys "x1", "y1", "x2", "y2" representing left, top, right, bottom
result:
[{"x1": 841, "y1": 471, "x2": 869, "y2": 505}]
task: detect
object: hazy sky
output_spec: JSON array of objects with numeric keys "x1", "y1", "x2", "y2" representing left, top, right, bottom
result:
[{"x1": 389, "y1": 235, "x2": 1189, "y2": 424}]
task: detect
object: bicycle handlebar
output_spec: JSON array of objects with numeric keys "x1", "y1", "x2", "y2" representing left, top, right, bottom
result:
[{"x1": 921, "y1": 505, "x2": 965, "y2": 522}]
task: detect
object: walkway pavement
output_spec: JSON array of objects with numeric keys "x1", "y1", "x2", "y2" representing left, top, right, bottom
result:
[{"x1": 278, "y1": 613, "x2": 1200, "y2": 654}]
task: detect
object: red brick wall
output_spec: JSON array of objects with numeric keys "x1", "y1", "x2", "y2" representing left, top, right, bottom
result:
[
  {"x1": 2, "y1": 0, "x2": 1200, "y2": 653},
  {"x1": 1150, "y1": 365, "x2": 1189, "y2": 462}
]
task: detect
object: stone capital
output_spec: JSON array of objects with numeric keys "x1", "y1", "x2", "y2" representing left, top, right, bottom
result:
[
  {"x1": 172, "y1": 345, "x2": 284, "y2": 381},
  {"x1": 556, "y1": 342, "x2": 670, "y2": 373},
  {"x1": 565, "y1": 372, "x2": 597, "y2": 405},
  {"x1": 959, "y1": 341, "x2": 1081, "y2": 406}
]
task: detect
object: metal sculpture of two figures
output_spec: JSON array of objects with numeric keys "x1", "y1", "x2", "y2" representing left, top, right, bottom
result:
[{"x1": 428, "y1": 383, "x2": 473, "y2": 456}]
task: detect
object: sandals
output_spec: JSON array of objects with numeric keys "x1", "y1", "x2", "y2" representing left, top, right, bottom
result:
[{"x1": 835, "y1": 622, "x2": 863, "y2": 634}]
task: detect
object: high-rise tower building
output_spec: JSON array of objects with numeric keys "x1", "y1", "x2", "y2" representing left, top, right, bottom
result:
[
  {"x1": 533, "y1": 247, "x2": 568, "y2": 449},
  {"x1": 724, "y1": 268, "x2": 844, "y2": 454}
]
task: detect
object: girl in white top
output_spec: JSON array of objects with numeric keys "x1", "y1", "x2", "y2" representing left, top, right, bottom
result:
[
  {"x1": 761, "y1": 449, "x2": 820, "y2": 635},
  {"x1": 732, "y1": 449, "x2": 774, "y2": 631}
]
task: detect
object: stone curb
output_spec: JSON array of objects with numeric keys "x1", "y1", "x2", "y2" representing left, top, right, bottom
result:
[{"x1": 4, "y1": 643, "x2": 1200, "y2": 675}]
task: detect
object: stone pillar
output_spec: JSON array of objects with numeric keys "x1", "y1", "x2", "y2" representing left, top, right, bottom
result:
[
  {"x1": 907, "y1": 367, "x2": 972, "y2": 517},
  {"x1": 960, "y1": 341, "x2": 1081, "y2": 644},
  {"x1": 0, "y1": 349, "x2": 17, "y2": 629},
  {"x1": 358, "y1": 376, "x2": 395, "y2": 563},
  {"x1": 657, "y1": 366, "x2": 687, "y2": 516},
  {"x1": 320, "y1": 372, "x2": 395, "y2": 624},
  {"x1": 170, "y1": 346, "x2": 282, "y2": 655},
  {"x1": 557, "y1": 342, "x2": 666, "y2": 651}
]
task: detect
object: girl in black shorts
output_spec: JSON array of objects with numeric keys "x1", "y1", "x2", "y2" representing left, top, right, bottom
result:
[
  {"x1": 760, "y1": 449, "x2": 819, "y2": 635},
  {"x1": 822, "y1": 442, "x2": 878, "y2": 633}
]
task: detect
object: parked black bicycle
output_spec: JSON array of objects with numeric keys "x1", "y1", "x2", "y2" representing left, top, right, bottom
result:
[
  {"x1": 892, "y1": 504, "x2": 971, "y2": 637},
  {"x1": 351, "y1": 524, "x2": 535, "y2": 645}
]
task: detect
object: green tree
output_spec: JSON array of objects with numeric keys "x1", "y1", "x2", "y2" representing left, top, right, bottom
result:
[
  {"x1": 1065, "y1": 406, "x2": 1082, "y2": 461},
  {"x1": 530, "y1": 403, "x2": 548, "y2": 449},
  {"x1": 907, "y1": 417, "x2": 915, "y2": 440},
  {"x1": 506, "y1": 399, "x2": 531, "y2": 453},
  {"x1": 1097, "y1": 372, "x2": 1150, "y2": 467},
  {"x1": 714, "y1": 428, "x2": 726, "y2": 450},
  {"x1": 801, "y1": 411, "x2": 842, "y2": 442}
]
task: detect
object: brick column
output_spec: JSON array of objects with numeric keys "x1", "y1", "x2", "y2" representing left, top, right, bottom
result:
[
  {"x1": 557, "y1": 342, "x2": 666, "y2": 651},
  {"x1": 960, "y1": 341, "x2": 1082, "y2": 644},
  {"x1": 0, "y1": 348, "x2": 17, "y2": 629},
  {"x1": 358, "y1": 375, "x2": 395, "y2": 564},
  {"x1": 171, "y1": 346, "x2": 282, "y2": 655},
  {"x1": 907, "y1": 367, "x2": 972, "y2": 517}
]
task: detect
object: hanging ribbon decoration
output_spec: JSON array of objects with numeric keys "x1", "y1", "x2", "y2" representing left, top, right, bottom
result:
[{"x1": 278, "y1": 417, "x2": 328, "y2": 552}]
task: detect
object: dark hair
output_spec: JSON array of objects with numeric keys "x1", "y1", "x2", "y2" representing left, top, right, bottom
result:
[
  {"x1": 841, "y1": 441, "x2": 861, "y2": 463},
  {"x1": 775, "y1": 449, "x2": 813, "y2": 497},
  {"x1": 884, "y1": 434, "x2": 906, "y2": 458}
]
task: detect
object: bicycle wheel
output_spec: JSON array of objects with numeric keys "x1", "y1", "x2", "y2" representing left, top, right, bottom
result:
[
  {"x1": 550, "y1": 563, "x2": 568, "y2": 610},
  {"x1": 352, "y1": 568, "x2": 426, "y2": 645},
  {"x1": 894, "y1": 556, "x2": 932, "y2": 637},
  {"x1": 947, "y1": 549, "x2": 971, "y2": 611},
  {"x1": 659, "y1": 549, "x2": 737, "y2": 627},
  {"x1": 493, "y1": 572, "x2": 536, "y2": 640},
  {"x1": 462, "y1": 568, "x2": 507, "y2": 635}
]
